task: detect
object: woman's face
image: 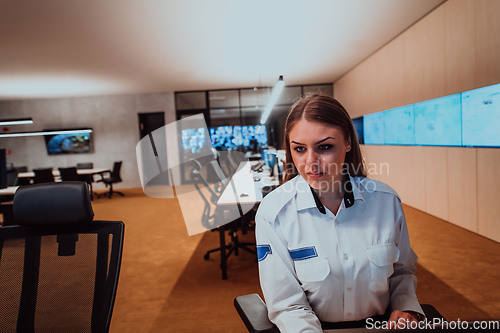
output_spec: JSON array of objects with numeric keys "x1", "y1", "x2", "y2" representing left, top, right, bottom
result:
[{"x1": 289, "y1": 119, "x2": 351, "y2": 193}]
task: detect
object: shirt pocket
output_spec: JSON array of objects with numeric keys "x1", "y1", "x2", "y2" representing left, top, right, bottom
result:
[
  {"x1": 294, "y1": 257, "x2": 331, "y2": 283},
  {"x1": 366, "y1": 243, "x2": 400, "y2": 293}
]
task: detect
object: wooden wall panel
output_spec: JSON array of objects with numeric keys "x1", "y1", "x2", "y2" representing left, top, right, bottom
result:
[
  {"x1": 400, "y1": 146, "x2": 426, "y2": 212},
  {"x1": 445, "y1": 0, "x2": 476, "y2": 95},
  {"x1": 475, "y1": 0, "x2": 500, "y2": 88},
  {"x1": 402, "y1": 18, "x2": 424, "y2": 105},
  {"x1": 377, "y1": 37, "x2": 406, "y2": 112},
  {"x1": 335, "y1": 67, "x2": 363, "y2": 118},
  {"x1": 420, "y1": 4, "x2": 447, "y2": 102},
  {"x1": 447, "y1": 147, "x2": 477, "y2": 232},
  {"x1": 477, "y1": 148, "x2": 500, "y2": 243},
  {"x1": 424, "y1": 147, "x2": 449, "y2": 221}
]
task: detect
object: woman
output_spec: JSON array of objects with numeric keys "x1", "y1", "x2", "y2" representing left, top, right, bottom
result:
[{"x1": 255, "y1": 94, "x2": 423, "y2": 332}]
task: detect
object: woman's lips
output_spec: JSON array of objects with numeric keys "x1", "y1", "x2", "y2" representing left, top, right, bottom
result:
[{"x1": 307, "y1": 172, "x2": 325, "y2": 179}]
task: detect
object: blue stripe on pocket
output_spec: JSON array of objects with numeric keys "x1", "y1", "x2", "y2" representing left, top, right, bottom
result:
[
  {"x1": 257, "y1": 245, "x2": 272, "y2": 262},
  {"x1": 289, "y1": 246, "x2": 318, "y2": 261}
]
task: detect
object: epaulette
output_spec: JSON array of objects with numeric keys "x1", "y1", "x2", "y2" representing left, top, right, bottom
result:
[
  {"x1": 359, "y1": 177, "x2": 401, "y2": 201},
  {"x1": 257, "y1": 179, "x2": 298, "y2": 223}
]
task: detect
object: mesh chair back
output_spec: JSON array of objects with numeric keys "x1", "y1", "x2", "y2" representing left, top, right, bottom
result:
[
  {"x1": 0, "y1": 182, "x2": 124, "y2": 332},
  {"x1": 59, "y1": 167, "x2": 80, "y2": 181},
  {"x1": 76, "y1": 163, "x2": 94, "y2": 170},
  {"x1": 33, "y1": 168, "x2": 54, "y2": 184}
]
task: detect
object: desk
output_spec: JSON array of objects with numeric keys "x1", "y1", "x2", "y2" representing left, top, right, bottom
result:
[
  {"x1": 18, "y1": 168, "x2": 110, "y2": 200},
  {"x1": 18, "y1": 168, "x2": 110, "y2": 179},
  {"x1": 215, "y1": 161, "x2": 278, "y2": 279},
  {"x1": 0, "y1": 186, "x2": 19, "y2": 225},
  {"x1": 0, "y1": 186, "x2": 19, "y2": 196}
]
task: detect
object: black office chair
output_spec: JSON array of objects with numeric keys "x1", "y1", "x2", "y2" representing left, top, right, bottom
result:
[
  {"x1": 12, "y1": 166, "x2": 30, "y2": 186},
  {"x1": 0, "y1": 181, "x2": 124, "y2": 332},
  {"x1": 96, "y1": 162, "x2": 124, "y2": 199},
  {"x1": 59, "y1": 167, "x2": 80, "y2": 181},
  {"x1": 190, "y1": 159, "x2": 256, "y2": 279},
  {"x1": 234, "y1": 294, "x2": 447, "y2": 333},
  {"x1": 33, "y1": 168, "x2": 55, "y2": 184}
]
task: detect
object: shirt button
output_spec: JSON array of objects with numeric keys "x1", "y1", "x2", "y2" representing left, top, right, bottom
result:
[
  {"x1": 347, "y1": 313, "x2": 352, "y2": 317},
  {"x1": 347, "y1": 287, "x2": 352, "y2": 292},
  {"x1": 335, "y1": 219, "x2": 339, "y2": 224},
  {"x1": 344, "y1": 254, "x2": 348, "y2": 260}
]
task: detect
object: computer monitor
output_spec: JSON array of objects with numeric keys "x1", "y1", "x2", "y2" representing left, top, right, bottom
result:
[{"x1": 210, "y1": 124, "x2": 268, "y2": 151}]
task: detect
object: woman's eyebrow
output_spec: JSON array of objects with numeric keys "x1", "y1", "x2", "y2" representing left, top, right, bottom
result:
[
  {"x1": 315, "y1": 137, "x2": 335, "y2": 144},
  {"x1": 291, "y1": 137, "x2": 336, "y2": 146}
]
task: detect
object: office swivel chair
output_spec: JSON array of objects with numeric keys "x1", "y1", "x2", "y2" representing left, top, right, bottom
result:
[
  {"x1": 190, "y1": 159, "x2": 256, "y2": 279},
  {"x1": 76, "y1": 163, "x2": 98, "y2": 199},
  {"x1": 59, "y1": 167, "x2": 80, "y2": 181},
  {"x1": 0, "y1": 181, "x2": 124, "y2": 332},
  {"x1": 11, "y1": 166, "x2": 29, "y2": 186},
  {"x1": 234, "y1": 294, "x2": 446, "y2": 333},
  {"x1": 33, "y1": 168, "x2": 55, "y2": 184},
  {"x1": 96, "y1": 162, "x2": 124, "y2": 199}
]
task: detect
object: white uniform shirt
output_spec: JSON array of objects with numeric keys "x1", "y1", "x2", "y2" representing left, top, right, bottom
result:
[{"x1": 255, "y1": 174, "x2": 423, "y2": 333}]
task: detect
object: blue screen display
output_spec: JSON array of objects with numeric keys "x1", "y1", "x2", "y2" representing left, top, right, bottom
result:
[
  {"x1": 181, "y1": 128, "x2": 206, "y2": 154},
  {"x1": 363, "y1": 112, "x2": 385, "y2": 145},
  {"x1": 361, "y1": 83, "x2": 500, "y2": 148},
  {"x1": 414, "y1": 93, "x2": 462, "y2": 146},
  {"x1": 462, "y1": 83, "x2": 500, "y2": 147},
  {"x1": 210, "y1": 124, "x2": 267, "y2": 150},
  {"x1": 384, "y1": 105, "x2": 415, "y2": 145},
  {"x1": 44, "y1": 132, "x2": 92, "y2": 155}
]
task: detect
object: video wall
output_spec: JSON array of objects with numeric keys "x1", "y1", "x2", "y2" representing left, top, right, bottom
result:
[
  {"x1": 181, "y1": 124, "x2": 268, "y2": 154},
  {"x1": 359, "y1": 82, "x2": 500, "y2": 148},
  {"x1": 210, "y1": 124, "x2": 268, "y2": 151}
]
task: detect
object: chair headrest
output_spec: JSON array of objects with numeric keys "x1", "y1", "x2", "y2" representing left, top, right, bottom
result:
[{"x1": 13, "y1": 181, "x2": 94, "y2": 226}]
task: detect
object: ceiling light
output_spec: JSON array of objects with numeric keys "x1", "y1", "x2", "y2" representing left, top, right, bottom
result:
[
  {"x1": 260, "y1": 76, "x2": 284, "y2": 124},
  {"x1": 0, "y1": 118, "x2": 33, "y2": 126},
  {"x1": 0, "y1": 129, "x2": 92, "y2": 138}
]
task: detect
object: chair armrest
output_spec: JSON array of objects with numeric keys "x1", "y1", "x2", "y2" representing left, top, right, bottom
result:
[
  {"x1": 421, "y1": 304, "x2": 446, "y2": 321},
  {"x1": 234, "y1": 294, "x2": 279, "y2": 333},
  {"x1": 94, "y1": 171, "x2": 111, "y2": 182}
]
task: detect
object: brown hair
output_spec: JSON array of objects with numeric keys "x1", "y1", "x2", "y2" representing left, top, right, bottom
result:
[{"x1": 282, "y1": 94, "x2": 366, "y2": 182}]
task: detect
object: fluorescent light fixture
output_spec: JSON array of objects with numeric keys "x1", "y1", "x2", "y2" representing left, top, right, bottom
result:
[
  {"x1": 0, "y1": 129, "x2": 92, "y2": 138},
  {"x1": 260, "y1": 76, "x2": 285, "y2": 124},
  {"x1": 0, "y1": 118, "x2": 33, "y2": 126}
]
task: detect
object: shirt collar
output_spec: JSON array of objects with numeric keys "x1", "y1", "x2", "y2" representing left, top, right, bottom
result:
[{"x1": 295, "y1": 174, "x2": 364, "y2": 214}]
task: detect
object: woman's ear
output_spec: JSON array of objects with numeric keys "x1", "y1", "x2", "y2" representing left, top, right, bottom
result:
[{"x1": 346, "y1": 135, "x2": 352, "y2": 152}]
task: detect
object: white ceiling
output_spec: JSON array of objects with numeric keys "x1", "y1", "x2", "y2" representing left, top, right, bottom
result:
[{"x1": 0, "y1": 0, "x2": 444, "y2": 101}]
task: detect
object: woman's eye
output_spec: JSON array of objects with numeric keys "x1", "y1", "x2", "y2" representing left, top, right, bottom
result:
[
  {"x1": 318, "y1": 144, "x2": 333, "y2": 150},
  {"x1": 293, "y1": 146, "x2": 306, "y2": 153}
]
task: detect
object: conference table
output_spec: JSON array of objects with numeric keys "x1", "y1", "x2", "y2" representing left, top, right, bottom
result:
[
  {"x1": 17, "y1": 168, "x2": 110, "y2": 179},
  {"x1": 17, "y1": 168, "x2": 110, "y2": 200},
  {"x1": 0, "y1": 186, "x2": 19, "y2": 197},
  {"x1": 215, "y1": 160, "x2": 279, "y2": 279}
]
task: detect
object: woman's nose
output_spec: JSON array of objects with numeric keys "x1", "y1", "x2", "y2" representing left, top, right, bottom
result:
[{"x1": 306, "y1": 150, "x2": 319, "y2": 165}]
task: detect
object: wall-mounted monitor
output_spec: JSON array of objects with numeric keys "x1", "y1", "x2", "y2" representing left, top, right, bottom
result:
[
  {"x1": 462, "y1": 83, "x2": 500, "y2": 147},
  {"x1": 363, "y1": 112, "x2": 385, "y2": 145},
  {"x1": 44, "y1": 130, "x2": 93, "y2": 155},
  {"x1": 181, "y1": 127, "x2": 207, "y2": 154},
  {"x1": 210, "y1": 124, "x2": 268, "y2": 151},
  {"x1": 384, "y1": 105, "x2": 415, "y2": 145},
  {"x1": 352, "y1": 117, "x2": 364, "y2": 144},
  {"x1": 414, "y1": 93, "x2": 462, "y2": 146}
]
